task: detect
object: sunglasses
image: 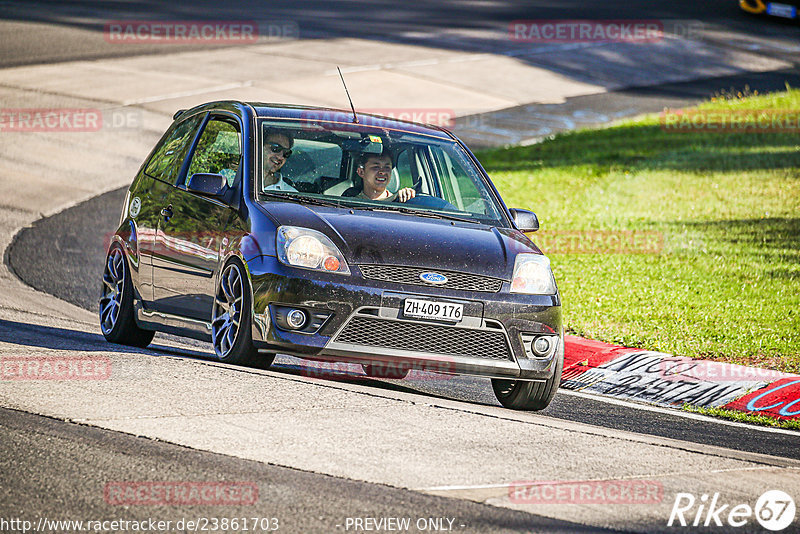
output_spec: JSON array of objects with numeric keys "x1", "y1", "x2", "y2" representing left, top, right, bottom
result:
[{"x1": 268, "y1": 143, "x2": 292, "y2": 158}]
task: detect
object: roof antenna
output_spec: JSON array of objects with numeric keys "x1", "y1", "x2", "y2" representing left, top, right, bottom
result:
[{"x1": 337, "y1": 66, "x2": 359, "y2": 124}]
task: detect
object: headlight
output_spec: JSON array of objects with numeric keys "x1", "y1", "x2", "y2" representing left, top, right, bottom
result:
[
  {"x1": 510, "y1": 254, "x2": 556, "y2": 294},
  {"x1": 276, "y1": 226, "x2": 350, "y2": 275}
]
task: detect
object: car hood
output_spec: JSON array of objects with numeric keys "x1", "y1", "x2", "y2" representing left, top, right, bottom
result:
[{"x1": 256, "y1": 201, "x2": 541, "y2": 280}]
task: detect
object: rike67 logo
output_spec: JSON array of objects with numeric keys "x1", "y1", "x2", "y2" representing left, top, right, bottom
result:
[{"x1": 668, "y1": 490, "x2": 795, "y2": 531}]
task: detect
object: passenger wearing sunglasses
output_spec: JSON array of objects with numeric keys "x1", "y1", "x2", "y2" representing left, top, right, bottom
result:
[{"x1": 262, "y1": 130, "x2": 297, "y2": 192}]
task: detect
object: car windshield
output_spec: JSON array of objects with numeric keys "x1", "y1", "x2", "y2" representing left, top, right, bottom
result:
[{"x1": 256, "y1": 118, "x2": 509, "y2": 226}]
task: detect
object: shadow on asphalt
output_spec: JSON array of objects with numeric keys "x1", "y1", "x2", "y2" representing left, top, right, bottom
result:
[
  {"x1": 0, "y1": 315, "x2": 497, "y2": 407},
  {"x1": 4, "y1": 320, "x2": 799, "y2": 460},
  {"x1": 0, "y1": 318, "x2": 212, "y2": 360},
  {"x1": 272, "y1": 360, "x2": 498, "y2": 405},
  {"x1": 1, "y1": 0, "x2": 788, "y2": 105}
]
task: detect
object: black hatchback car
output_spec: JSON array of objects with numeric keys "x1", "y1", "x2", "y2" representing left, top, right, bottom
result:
[{"x1": 100, "y1": 101, "x2": 563, "y2": 410}]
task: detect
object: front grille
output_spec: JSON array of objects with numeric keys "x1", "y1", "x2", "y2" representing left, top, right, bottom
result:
[
  {"x1": 334, "y1": 316, "x2": 513, "y2": 361},
  {"x1": 358, "y1": 264, "x2": 504, "y2": 293}
]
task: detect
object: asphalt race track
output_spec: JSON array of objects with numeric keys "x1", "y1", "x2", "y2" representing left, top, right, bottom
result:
[
  {"x1": 8, "y1": 186, "x2": 800, "y2": 460},
  {"x1": 3, "y1": 0, "x2": 800, "y2": 148},
  {"x1": 2, "y1": 0, "x2": 799, "y2": 67},
  {"x1": 1, "y1": 407, "x2": 610, "y2": 534},
  {"x1": 2, "y1": 1, "x2": 799, "y2": 533}
]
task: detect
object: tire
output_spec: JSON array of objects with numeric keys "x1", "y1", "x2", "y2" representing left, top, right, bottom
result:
[
  {"x1": 212, "y1": 259, "x2": 275, "y2": 369},
  {"x1": 99, "y1": 244, "x2": 155, "y2": 348},
  {"x1": 362, "y1": 362, "x2": 410, "y2": 379},
  {"x1": 492, "y1": 352, "x2": 563, "y2": 411}
]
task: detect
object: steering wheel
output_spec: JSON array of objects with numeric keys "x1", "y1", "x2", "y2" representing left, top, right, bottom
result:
[{"x1": 396, "y1": 194, "x2": 457, "y2": 211}]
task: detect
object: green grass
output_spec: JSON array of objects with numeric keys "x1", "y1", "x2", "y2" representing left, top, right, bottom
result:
[
  {"x1": 683, "y1": 404, "x2": 800, "y2": 430},
  {"x1": 476, "y1": 87, "x2": 800, "y2": 373}
]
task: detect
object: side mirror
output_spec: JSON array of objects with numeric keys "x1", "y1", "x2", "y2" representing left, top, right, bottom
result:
[
  {"x1": 509, "y1": 208, "x2": 539, "y2": 233},
  {"x1": 186, "y1": 173, "x2": 225, "y2": 197}
]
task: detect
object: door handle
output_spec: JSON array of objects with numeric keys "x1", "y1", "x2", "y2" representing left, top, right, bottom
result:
[{"x1": 161, "y1": 205, "x2": 173, "y2": 221}]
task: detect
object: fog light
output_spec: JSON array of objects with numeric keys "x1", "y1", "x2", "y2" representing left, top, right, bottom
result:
[
  {"x1": 286, "y1": 309, "x2": 307, "y2": 329},
  {"x1": 532, "y1": 336, "x2": 552, "y2": 357}
]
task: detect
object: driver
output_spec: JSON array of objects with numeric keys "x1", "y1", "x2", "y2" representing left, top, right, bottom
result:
[
  {"x1": 263, "y1": 129, "x2": 297, "y2": 192},
  {"x1": 355, "y1": 150, "x2": 415, "y2": 202}
]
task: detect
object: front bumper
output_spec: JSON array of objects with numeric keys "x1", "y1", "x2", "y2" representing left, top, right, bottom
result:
[{"x1": 247, "y1": 255, "x2": 563, "y2": 380}]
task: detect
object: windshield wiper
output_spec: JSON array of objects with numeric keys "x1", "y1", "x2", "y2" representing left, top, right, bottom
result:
[
  {"x1": 354, "y1": 204, "x2": 477, "y2": 224},
  {"x1": 259, "y1": 191, "x2": 343, "y2": 208}
]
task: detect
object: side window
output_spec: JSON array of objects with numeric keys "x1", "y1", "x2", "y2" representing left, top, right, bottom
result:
[
  {"x1": 145, "y1": 114, "x2": 203, "y2": 183},
  {"x1": 394, "y1": 149, "x2": 415, "y2": 190},
  {"x1": 186, "y1": 118, "x2": 242, "y2": 187},
  {"x1": 431, "y1": 146, "x2": 497, "y2": 216},
  {"x1": 396, "y1": 147, "x2": 434, "y2": 195}
]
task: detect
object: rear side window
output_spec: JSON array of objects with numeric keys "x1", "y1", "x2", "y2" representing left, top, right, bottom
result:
[
  {"x1": 145, "y1": 114, "x2": 203, "y2": 183},
  {"x1": 186, "y1": 118, "x2": 242, "y2": 187}
]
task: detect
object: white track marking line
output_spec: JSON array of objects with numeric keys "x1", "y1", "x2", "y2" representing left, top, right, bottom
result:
[
  {"x1": 122, "y1": 81, "x2": 253, "y2": 106},
  {"x1": 327, "y1": 53, "x2": 495, "y2": 76},
  {"x1": 420, "y1": 465, "x2": 797, "y2": 492}
]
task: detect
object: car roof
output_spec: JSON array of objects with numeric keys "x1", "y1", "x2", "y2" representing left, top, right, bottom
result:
[{"x1": 191, "y1": 101, "x2": 454, "y2": 140}]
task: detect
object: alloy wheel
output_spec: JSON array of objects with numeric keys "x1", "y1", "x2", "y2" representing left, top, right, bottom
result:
[
  {"x1": 212, "y1": 263, "x2": 245, "y2": 359},
  {"x1": 99, "y1": 247, "x2": 124, "y2": 335}
]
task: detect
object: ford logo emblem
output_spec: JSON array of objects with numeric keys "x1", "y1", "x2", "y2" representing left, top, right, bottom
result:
[{"x1": 420, "y1": 272, "x2": 448, "y2": 285}]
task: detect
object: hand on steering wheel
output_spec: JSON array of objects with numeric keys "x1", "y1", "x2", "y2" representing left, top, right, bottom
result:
[{"x1": 394, "y1": 187, "x2": 416, "y2": 203}]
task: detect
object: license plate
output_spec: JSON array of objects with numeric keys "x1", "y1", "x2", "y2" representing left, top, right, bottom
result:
[
  {"x1": 403, "y1": 298, "x2": 463, "y2": 322},
  {"x1": 767, "y1": 3, "x2": 797, "y2": 18}
]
